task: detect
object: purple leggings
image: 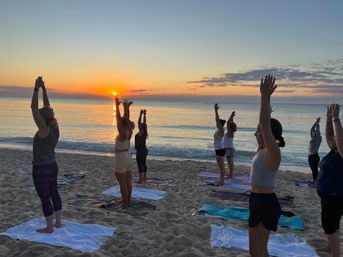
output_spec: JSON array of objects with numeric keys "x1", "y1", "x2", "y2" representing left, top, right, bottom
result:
[{"x1": 32, "y1": 162, "x2": 62, "y2": 217}]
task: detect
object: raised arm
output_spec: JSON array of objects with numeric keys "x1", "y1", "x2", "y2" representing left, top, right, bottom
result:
[
  {"x1": 214, "y1": 103, "x2": 224, "y2": 132},
  {"x1": 41, "y1": 80, "x2": 51, "y2": 107},
  {"x1": 143, "y1": 109, "x2": 147, "y2": 125},
  {"x1": 259, "y1": 75, "x2": 280, "y2": 164},
  {"x1": 310, "y1": 121, "x2": 317, "y2": 138},
  {"x1": 138, "y1": 109, "x2": 143, "y2": 131},
  {"x1": 331, "y1": 103, "x2": 343, "y2": 157},
  {"x1": 31, "y1": 77, "x2": 49, "y2": 137},
  {"x1": 115, "y1": 97, "x2": 126, "y2": 139},
  {"x1": 228, "y1": 111, "x2": 235, "y2": 123},
  {"x1": 326, "y1": 105, "x2": 335, "y2": 150},
  {"x1": 315, "y1": 119, "x2": 321, "y2": 138},
  {"x1": 122, "y1": 98, "x2": 133, "y2": 119}
]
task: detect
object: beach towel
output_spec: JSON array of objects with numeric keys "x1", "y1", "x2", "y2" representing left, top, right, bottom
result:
[
  {"x1": 103, "y1": 186, "x2": 166, "y2": 201},
  {"x1": 199, "y1": 172, "x2": 250, "y2": 183},
  {"x1": 203, "y1": 179, "x2": 250, "y2": 190},
  {"x1": 294, "y1": 180, "x2": 315, "y2": 188},
  {"x1": 209, "y1": 190, "x2": 295, "y2": 208},
  {"x1": 211, "y1": 225, "x2": 318, "y2": 257},
  {"x1": 0, "y1": 218, "x2": 116, "y2": 252},
  {"x1": 57, "y1": 174, "x2": 85, "y2": 188},
  {"x1": 97, "y1": 198, "x2": 156, "y2": 214},
  {"x1": 199, "y1": 203, "x2": 304, "y2": 230},
  {"x1": 135, "y1": 177, "x2": 176, "y2": 186}
]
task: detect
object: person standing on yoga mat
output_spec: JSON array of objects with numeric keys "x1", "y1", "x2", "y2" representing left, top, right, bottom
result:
[
  {"x1": 308, "y1": 117, "x2": 322, "y2": 184},
  {"x1": 135, "y1": 109, "x2": 148, "y2": 183},
  {"x1": 249, "y1": 75, "x2": 285, "y2": 257},
  {"x1": 114, "y1": 97, "x2": 135, "y2": 209},
  {"x1": 316, "y1": 103, "x2": 343, "y2": 257},
  {"x1": 224, "y1": 110, "x2": 237, "y2": 178},
  {"x1": 31, "y1": 76, "x2": 62, "y2": 233},
  {"x1": 213, "y1": 103, "x2": 226, "y2": 185}
]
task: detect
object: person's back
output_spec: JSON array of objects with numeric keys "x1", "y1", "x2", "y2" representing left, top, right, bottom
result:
[
  {"x1": 115, "y1": 135, "x2": 130, "y2": 151},
  {"x1": 317, "y1": 150, "x2": 343, "y2": 196},
  {"x1": 33, "y1": 124, "x2": 59, "y2": 165},
  {"x1": 135, "y1": 133, "x2": 147, "y2": 152}
]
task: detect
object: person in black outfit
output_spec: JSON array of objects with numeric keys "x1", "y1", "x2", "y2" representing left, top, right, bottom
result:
[
  {"x1": 308, "y1": 117, "x2": 322, "y2": 183},
  {"x1": 135, "y1": 109, "x2": 148, "y2": 183},
  {"x1": 31, "y1": 77, "x2": 62, "y2": 233},
  {"x1": 317, "y1": 104, "x2": 343, "y2": 257}
]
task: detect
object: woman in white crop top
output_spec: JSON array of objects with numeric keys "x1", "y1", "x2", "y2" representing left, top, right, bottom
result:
[
  {"x1": 249, "y1": 75, "x2": 285, "y2": 257},
  {"x1": 224, "y1": 111, "x2": 237, "y2": 178},
  {"x1": 213, "y1": 103, "x2": 226, "y2": 185},
  {"x1": 114, "y1": 97, "x2": 135, "y2": 209}
]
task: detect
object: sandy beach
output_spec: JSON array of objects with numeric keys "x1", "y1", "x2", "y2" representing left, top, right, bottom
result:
[{"x1": 0, "y1": 148, "x2": 339, "y2": 257}]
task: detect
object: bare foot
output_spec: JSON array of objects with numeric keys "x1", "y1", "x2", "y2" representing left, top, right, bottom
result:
[
  {"x1": 36, "y1": 227, "x2": 53, "y2": 233},
  {"x1": 54, "y1": 223, "x2": 63, "y2": 228},
  {"x1": 120, "y1": 203, "x2": 129, "y2": 209}
]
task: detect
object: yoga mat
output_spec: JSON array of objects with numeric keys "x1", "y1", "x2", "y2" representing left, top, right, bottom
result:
[
  {"x1": 211, "y1": 225, "x2": 318, "y2": 257},
  {"x1": 0, "y1": 218, "x2": 116, "y2": 252},
  {"x1": 203, "y1": 179, "x2": 250, "y2": 190},
  {"x1": 103, "y1": 186, "x2": 166, "y2": 200},
  {"x1": 199, "y1": 172, "x2": 250, "y2": 183},
  {"x1": 209, "y1": 190, "x2": 295, "y2": 208},
  {"x1": 57, "y1": 174, "x2": 85, "y2": 188},
  {"x1": 135, "y1": 177, "x2": 176, "y2": 186},
  {"x1": 199, "y1": 203, "x2": 304, "y2": 230}
]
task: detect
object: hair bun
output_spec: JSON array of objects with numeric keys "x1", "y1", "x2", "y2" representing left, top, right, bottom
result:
[{"x1": 278, "y1": 136, "x2": 285, "y2": 147}]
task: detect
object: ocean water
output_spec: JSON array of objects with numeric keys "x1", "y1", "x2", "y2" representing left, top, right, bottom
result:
[{"x1": 0, "y1": 96, "x2": 332, "y2": 173}]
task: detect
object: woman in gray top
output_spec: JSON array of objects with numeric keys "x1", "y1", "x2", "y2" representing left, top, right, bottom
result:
[
  {"x1": 249, "y1": 75, "x2": 285, "y2": 257},
  {"x1": 308, "y1": 117, "x2": 322, "y2": 183},
  {"x1": 31, "y1": 77, "x2": 61, "y2": 233}
]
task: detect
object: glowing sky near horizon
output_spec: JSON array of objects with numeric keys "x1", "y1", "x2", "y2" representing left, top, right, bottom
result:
[{"x1": 0, "y1": 0, "x2": 342, "y2": 97}]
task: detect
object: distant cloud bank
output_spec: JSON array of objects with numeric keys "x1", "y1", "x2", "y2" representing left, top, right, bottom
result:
[{"x1": 188, "y1": 59, "x2": 343, "y2": 95}]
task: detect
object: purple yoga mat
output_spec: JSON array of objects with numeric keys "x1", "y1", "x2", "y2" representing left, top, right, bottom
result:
[
  {"x1": 204, "y1": 179, "x2": 251, "y2": 190},
  {"x1": 199, "y1": 172, "x2": 250, "y2": 184},
  {"x1": 209, "y1": 190, "x2": 295, "y2": 208}
]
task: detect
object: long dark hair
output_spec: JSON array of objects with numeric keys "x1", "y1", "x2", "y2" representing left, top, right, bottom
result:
[{"x1": 270, "y1": 118, "x2": 285, "y2": 147}]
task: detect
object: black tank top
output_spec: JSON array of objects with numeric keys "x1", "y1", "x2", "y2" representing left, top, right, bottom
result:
[{"x1": 135, "y1": 133, "x2": 147, "y2": 152}]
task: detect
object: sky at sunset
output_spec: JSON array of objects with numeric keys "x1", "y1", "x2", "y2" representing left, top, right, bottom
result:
[{"x1": 0, "y1": 0, "x2": 342, "y2": 98}]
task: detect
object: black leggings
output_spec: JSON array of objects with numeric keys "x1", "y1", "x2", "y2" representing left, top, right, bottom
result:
[
  {"x1": 32, "y1": 162, "x2": 62, "y2": 217},
  {"x1": 136, "y1": 150, "x2": 148, "y2": 173},
  {"x1": 308, "y1": 153, "x2": 320, "y2": 181}
]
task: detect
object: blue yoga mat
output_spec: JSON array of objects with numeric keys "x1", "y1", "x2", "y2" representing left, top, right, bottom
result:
[{"x1": 199, "y1": 203, "x2": 304, "y2": 231}]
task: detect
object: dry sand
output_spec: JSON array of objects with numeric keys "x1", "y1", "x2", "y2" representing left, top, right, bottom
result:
[{"x1": 0, "y1": 148, "x2": 341, "y2": 257}]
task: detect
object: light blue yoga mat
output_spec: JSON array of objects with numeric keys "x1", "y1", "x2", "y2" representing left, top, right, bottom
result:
[
  {"x1": 0, "y1": 218, "x2": 116, "y2": 252},
  {"x1": 103, "y1": 186, "x2": 166, "y2": 200},
  {"x1": 199, "y1": 203, "x2": 304, "y2": 231},
  {"x1": 211, "y1": 225, "x2": 318, "y2": 257}
]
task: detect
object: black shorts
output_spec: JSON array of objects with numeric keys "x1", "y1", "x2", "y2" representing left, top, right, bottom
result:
[
  {"x1": 215, "y1": 149, "x2": 226, "y2": 157},
  {"x1": 249, "y1": 192, "x2": 281, "y2": 232},
  {"x1": 319, "y1": 194, "x2": 343, "y2": 234}
]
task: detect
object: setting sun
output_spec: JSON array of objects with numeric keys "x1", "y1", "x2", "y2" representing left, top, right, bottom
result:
[{"x1": 111, "y1": 90, "x2": 118, "y2": 96}]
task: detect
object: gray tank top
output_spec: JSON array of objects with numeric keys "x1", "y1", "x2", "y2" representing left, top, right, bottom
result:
[
  {"x1": 32, "y1": 125, "x2": 59, "y2": 165},
  {"x1": 250, "y1": 150, "x2": 277, "y2": 188}
]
